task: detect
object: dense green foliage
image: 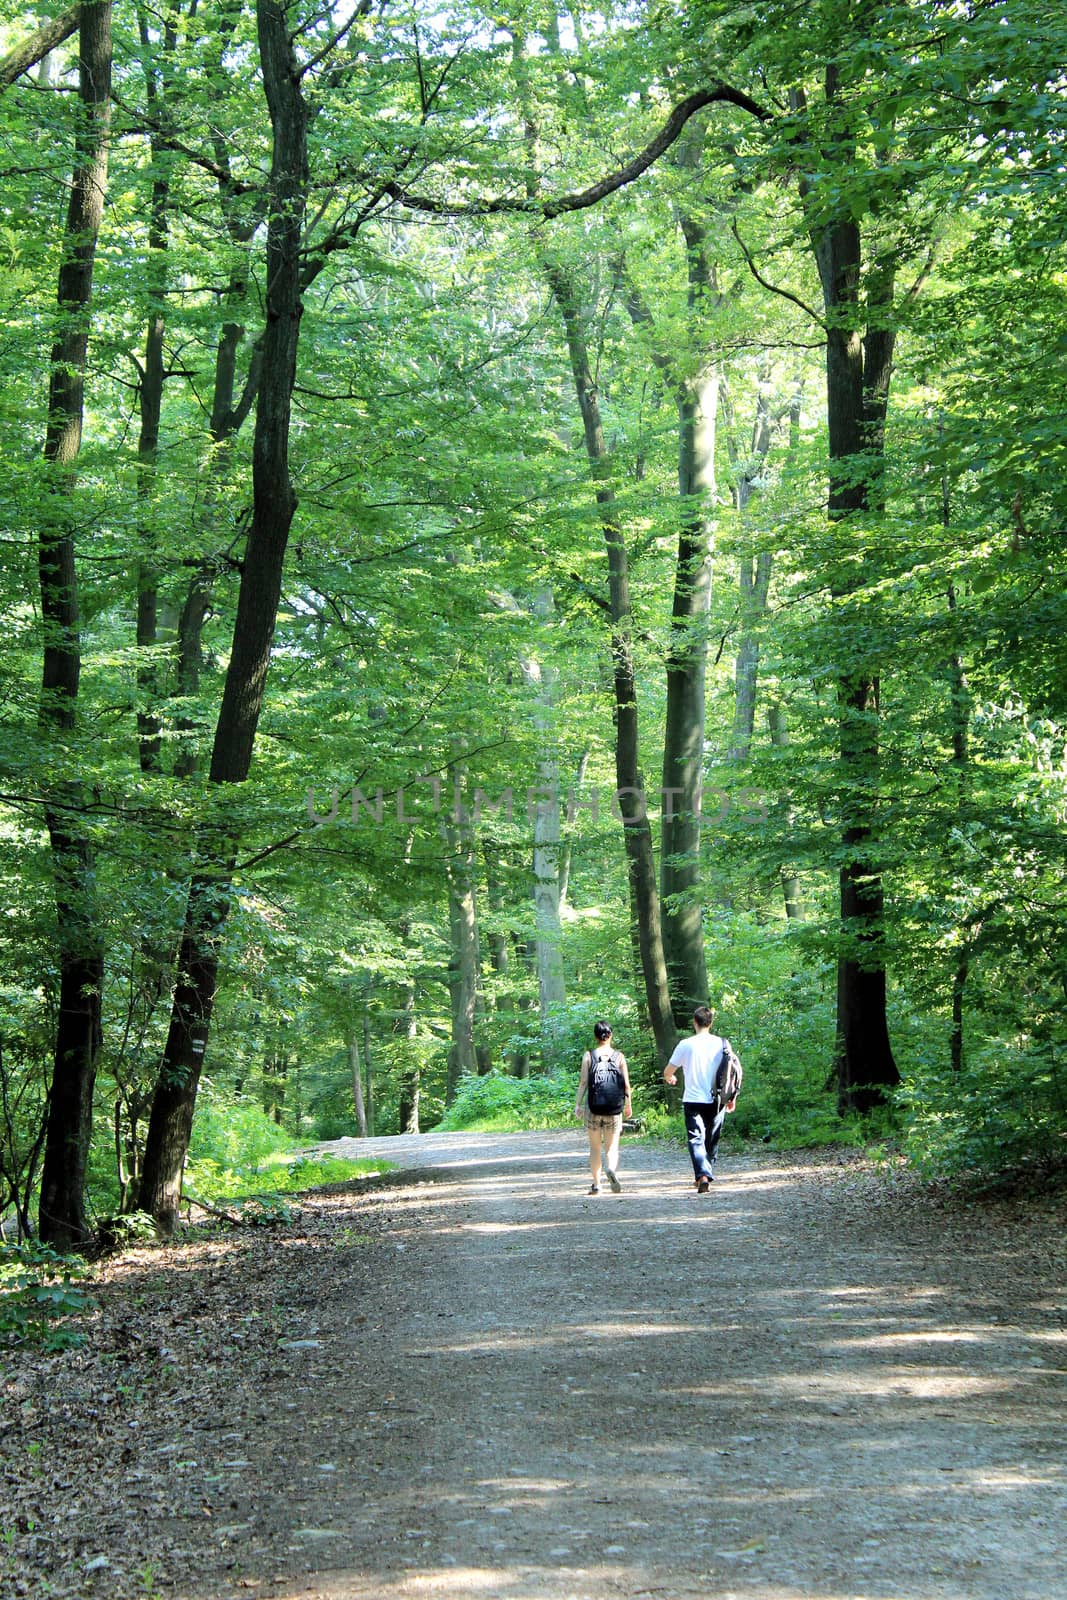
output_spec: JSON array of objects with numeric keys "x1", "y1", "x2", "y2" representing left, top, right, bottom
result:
[{"x1": 1, "y1": 0, "x2": 1064, "y2": 1239}]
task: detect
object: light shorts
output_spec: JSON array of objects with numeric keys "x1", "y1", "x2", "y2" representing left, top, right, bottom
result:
[{"x1": 585, "y1": 1110, "x2": 623, "y2": 1135}]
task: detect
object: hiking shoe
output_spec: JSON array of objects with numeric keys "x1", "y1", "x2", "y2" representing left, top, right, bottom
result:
[
  {"x1": 605, "y1": 1169, "x2": 622, "y2": 1193},
  {"x1": 588, "y1": 1183, "x2": 601, "y2": 1194},
  {"x1": 697, "y1": 1175, "x2": 711, "y2": 1194}
]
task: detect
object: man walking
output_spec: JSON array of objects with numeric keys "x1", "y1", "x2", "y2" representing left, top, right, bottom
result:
[{"x1": 663, "y1": 1005, "x2": 742, "y2": 1193}]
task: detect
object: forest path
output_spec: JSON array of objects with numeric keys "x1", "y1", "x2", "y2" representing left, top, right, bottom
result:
[
  {"x1": 218, "y1": 1130, "x2": 1065, "y2": 1600},
  {"x1": 10, "y1": 1133, "x2": 1066, "y2": 1600}
]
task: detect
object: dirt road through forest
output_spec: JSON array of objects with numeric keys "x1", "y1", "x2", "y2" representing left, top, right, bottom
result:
[
  {"x1": 232, "y1": 1132, "x2": 1065, "y2": 1600},
  {"x1": 7, "y1": 1132, "x2": 1066, "y2": 1600}
]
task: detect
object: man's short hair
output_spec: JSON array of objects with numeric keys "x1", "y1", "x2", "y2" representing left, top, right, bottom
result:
[{"x1": 693, "y1": 1004, "x2": 715, "y2": 1029}]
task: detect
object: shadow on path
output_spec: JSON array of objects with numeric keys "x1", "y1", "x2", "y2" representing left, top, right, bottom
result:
[{"x1": 169, "y1": 1132, "x2": 1067, "y2": 1600}]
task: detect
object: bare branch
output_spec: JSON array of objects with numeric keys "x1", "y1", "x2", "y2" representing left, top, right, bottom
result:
[{"x1": 731, "y1": 221, "x2": 826, "y2": 328}]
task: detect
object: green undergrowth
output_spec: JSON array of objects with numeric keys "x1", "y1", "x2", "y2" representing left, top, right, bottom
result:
[
  {"x1": 184, "y1": 1089, "x2": 391, "y2": 1203},
  {"x1": 437, "y1": 1071, "x2": 576, "y2": 1132},
  {"x1": 186, "y1": 1150, "x2": 392, "y2": 1204},
  {"x1": 435, "y1": 1066, "x2": 882, "y2": 1152},
  {"x1": 0, "y1": 1240, "x2": 95, "y2": 1350}
]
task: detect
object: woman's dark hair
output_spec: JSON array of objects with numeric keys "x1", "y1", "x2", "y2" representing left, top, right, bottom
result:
[{"x1": 593, "y1": 1019, "x2": 613, "y2": 1041}]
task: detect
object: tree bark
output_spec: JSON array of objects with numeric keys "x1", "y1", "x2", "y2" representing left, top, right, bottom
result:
[
  {"x1": 137, "y1": 0, "x2": 308, "y2": 1231},
  {"x1": 946, "y1": 494, "x2": 972, "y2": 1071},
  {"x1": 362, "y1": 1011, "x2": 375, "y2": 1136},
  {"x1": 36, "y1": 0, "x2": 111, "y2": 1251},
  {"x1": 661, "y1": 357, "x2": 715, "y2": 1015}
]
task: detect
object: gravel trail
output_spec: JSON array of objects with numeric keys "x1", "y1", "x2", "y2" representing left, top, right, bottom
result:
[{"x1": 202, "y1": 1131, "x2": 1066, "y2": 1600}]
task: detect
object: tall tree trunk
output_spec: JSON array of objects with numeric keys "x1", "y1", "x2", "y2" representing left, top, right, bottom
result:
[
  {"x1": 544, "y1": 256, "x2": 677, "y2": 1066},
  {"x1": 514, "y1": 22, "x2": 675, "y2": 1060},
  {"x1": 134, "y1": 2, "x2": 178, "y2": 774},
  {"x1": 348, "y1": 1027, "x2": 367, "y2": 1137},
  {"x1": 724, "y1": 375, "x2": 776, "y2": 763},
  {"x1": 396, "y1": 974, "x2": 420, "y2": 1134},
  {"x1": 766, "y1": 705, "x2": 804, "y2": 921},
  {"x1": 36, "y1": 1, "x2": 111, "y2": 1250},
  {"x1": 729, "y1": 548, "x2": 773, "y2": 763},
  {"x1": 946, "y1": 417, "x2": 972, "y2": 1071},
  {"x1": 443, "y1": 800, "x2": 480, "y2": 1103},
  {"x1": 362, "y1": 1011, "x2": 375, "y2": 1136},
  {"x1": 659, "y1": 214, "x2": 717, "y2": 1017},
  {"x1": 137, "y1": 0, "x2": 308, "y2": 1230},
  {"x1": 483, "y1": 847, "x2": 531, "y2": 1077},
  {"x1": 661, "y1": 358, "x2": 715, "y2": 1015},
  {"x1": 802, "y1": 68, "x2": 899, "y2": 1113},
  {"x1": 558, "y1": 749, "x2": 589, "y2": 912},
  {"x1": 519, "y1": 591, "x2": 567, "y2": 1025},
  {"x1": 622, "y1": 218, "x2": 715, "y2": 1019}
]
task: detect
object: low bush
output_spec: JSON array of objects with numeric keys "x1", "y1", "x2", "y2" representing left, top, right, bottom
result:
[
  {"x1": 185, "y1": 1149, "x2": 389, "y2": 1205},
  {"x1": 902, "y1": 1044, "x2": 1067, "y2": 1181},
  {"x1": 438, "y1": 1071, "x2": 577, "y2": 1132},
  {"x1": 0, "y1": 1240, "x2": 94, "y2": 1349}
]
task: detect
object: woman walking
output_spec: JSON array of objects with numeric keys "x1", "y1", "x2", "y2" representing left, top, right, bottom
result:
[{"x1": 575, "y1": 1020, "x2": 632, "y2": 1193}]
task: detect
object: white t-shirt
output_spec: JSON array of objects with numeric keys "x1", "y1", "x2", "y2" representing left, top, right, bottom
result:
[{"x1": 668, "y1": 1031, "x2": 725, "y2": 1104}]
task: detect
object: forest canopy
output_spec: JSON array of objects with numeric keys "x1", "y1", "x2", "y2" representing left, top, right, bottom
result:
[{"x1": 1, "y1": 0, "x2": 1064, "y2": 1246}]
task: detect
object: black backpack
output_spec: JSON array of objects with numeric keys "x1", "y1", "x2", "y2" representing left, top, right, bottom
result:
[
  {"x1": 713, "y1": 1041, "x2": 743, "y2": 1113},
  {"x1": 586, "y1": 1049, "x2": 627, "y2": 1115}
]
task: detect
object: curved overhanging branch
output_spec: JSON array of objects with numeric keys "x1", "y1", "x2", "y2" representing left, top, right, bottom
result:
[
  {"x1": 382, "y1": 83, "x2": 771, "y2": 220},
  {"x1": 0, "y1": 3, "x2": 81, "y2": 91}
]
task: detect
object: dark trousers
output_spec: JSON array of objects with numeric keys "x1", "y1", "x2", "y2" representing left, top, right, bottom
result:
[{"x1": 684, "y1": 1101, "x2": 726, "y2": 1181}]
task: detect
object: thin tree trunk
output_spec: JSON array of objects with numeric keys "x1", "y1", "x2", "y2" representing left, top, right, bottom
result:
[
  {"x1": 513, "y1": 23, "x2": 675, "y2": 1061},
  {"x1": 658, "y1": 215, "x2": 716, "y2": 1016},
  {"x1": 945, "y1": 415, "x2": 972, "y2": 1070},
  {"x1": 519, "y1": 591, "x2": 567, "y2": 1024},
  {"x1": 362, "y1": 1011, "x2": 375, "y2": 1136},
  {"x1": 766, "y1": 705, "x2": 804, "y2": 921},
  {"x1": 36, "y1": 0, "x2": 111, "y2": 1250},
  {"x1": 348, "y1": 1028, "x2": 367, "y2": 1137},
  {"x1": 661, "y1": 358, "x2": 715, "y2": 1014},
  {"x1": 133, "y1": 3, "x2": 178, "y2": 773},
  {"x1": 544, "y1": 255, "x2": 677, "y2": 1066},
  {"x1": 396, "y1": 975, "x2": 420, "y2": 1133},
  {"x1": 137, "y1": 0, "x2": 308, "y2": 1230},
  {"x1": 443, "y1": 800, "x2": 480, "y2": 1103},
  {"x1": 724, "y1": 374, "x2": 776, "y2": 763},
  {"x1": 622, "y1": 226, "x2": 714, "y2": 1018},
  {"x1": 729, "y1": 548, "x2": 773, "y2": 763},
  {"x1": 558, "y1": 749, "x2": 589, "y2": 911},
  {"x1": 484, "y1": 848, "x2": 531, "y2": 1077}
]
